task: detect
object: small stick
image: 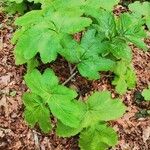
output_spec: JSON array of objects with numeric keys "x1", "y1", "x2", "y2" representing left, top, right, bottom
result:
[
  {"x1": 68, "y1": 63, "x2": 77, "y2": 75},
  {"x1": 71, "y1": 66, "x2": 77, "y2": 74},
  {"x1": 68, "y1": 62, "x2": 72, "y2": 75},
  {"x1": 33, "y1": 130, "x2": 40, "y2": 150},
  {"x1": 62, "y1": 71, "x2": 78, "y2": 85}
]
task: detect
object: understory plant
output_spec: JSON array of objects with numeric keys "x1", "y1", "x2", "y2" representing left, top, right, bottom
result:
[
  {"x1": 11, "y1": 0, "x2": 150, "y2": 149},
  {"x1": 24, "y1": 69, "x2": 126, "y2": 149},
  {"x1": 1, "y1": 0, "x2": 27, "y2": 14},
  {"x1": 129, "y1": 1, "x2": 150, "y2": 30},
  {"x1": 142, "y1": 85, "x2": 150, "y2": 101}
]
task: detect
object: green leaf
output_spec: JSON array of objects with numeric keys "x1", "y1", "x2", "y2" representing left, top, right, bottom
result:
[
  {"x1": 24, "y1": 69, "x2": 83, "y2": 128},
  {"x1": 110, "y1": 38, "x2": 132, "y2": 61},
  {"x1": 15, "y1": 10, "x2": 44, "y2": 26},
  {"x1": 13, "y1": 6, "x2": 92, "y2": 65},
  {"x1": 113, "y1": 61, "x2": 127, "y2": 76},
  {"x1": 81, "y1": 91, "x2": 126, "y2": 127},
  {"x1": 82, "y1": 0, "x2": 102, "y2": 17},
  {"x1": 117, "y1": 13, "x2": 147, "y2": 51},
  {"x1": 125, "y1": 68, "x2": 136, "y2": 89},
  {"x1": 95, "y1": 10, "x2": 116, "y2": 39},
  {"x1": 14, "y1": 22, "x2": 61, "y2": 64},
  {"x1": 59, "y1": 35, "x2": 84, "y2": 63},
  {"x1": 56, "y1": 90, "x2": 126, "y2": 137},
  {"x1": 56, "y1": 120, "x2": 82, "y2": 137},
  {"x1": 24, "y1": 69, "x2": 77, "y2": 100},
  {"x1": 23, "y1": 93, "x2": 52, "y2": 133},
  {"x1": 60, "y1": 29, "x2": 115, "y2": 80},
  {"x1": 129, "y1": 1, "x2": 150, "y2": 18},
  {"x1": 99, "y1": 0, "x2": 119, "y2": 11},
  {"x1": 82, "y1": 0, "x2": 119, "y2": 18},
  {"x1": 48, "y1": 99, "x2": 83, "y2": 128},
  {"x1": 60, "y1": 29, "x2": 101, "y2": 63},
  {"x1": 146, "y1": 17, "x2": 150, "y2": 30},
  {"x1": 112, "y1": 61, "x2": 136, "y2": 94},
  {"x1": 63, "y1": 16, "x2": 92, "y2": 34},
  {"x1": 79, "y1": 123, "x2": 118, "y2": 150},
  {"x1": 49, "y1": 12, "x2": 92, "y2": 34},
  {"x1": 5, "y1": 1, "x2": 26, "y2": 14},
  {"x1": 142, "y1": 86, "x2": 150, "y2": 101},
  {"x1": 27, "y1": 57, "x2": 39, "y2": 73},
  {"x1": 77, "y1": 55, "x2": 115, "y2": 80},
  {"x1": 112, "y1": 77, "x2": 128, "y2": 95},
  {"x1": 11, "y1": 27, "x2": 26, "y2": 44},
  {"x1": 50, "y1": 0, "x2": 84, "y2": 13}
]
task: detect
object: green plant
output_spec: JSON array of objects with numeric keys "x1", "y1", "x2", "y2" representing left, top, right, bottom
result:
[
  {"x1": 11, "y1": 0, "x2": 149, "y2": 149},
  {"x1": 142, "y1": 85, "x2": 150, "y2": 101},
  {"x1": 23, "y1": 69, "x2": 126, "y2": 149},
  {"x1": 129, "y1": 1, "x2": 150, "y2": 30},
  {"x1": 1, "y1": 0, "x2": 27, "y2": 14},
  {"x1": 134, "y1": 86, "x2": 150, "y2": 119},
  {"x1": 24, "y1": 69, "x2": 82, "y2": 131},
  {"x1": 59, "y1": 29, "x2": 115, "y2": 79},
  {"x1": 13, "y1": 10, "x2": 145, "y2": 94},
  {"x1": 56, "y1": 91, "x2": 126, "y2": 150},
  {"x1": 112, "y1": 61, "x2": 136, "y2": 94},
  {"x1": 12, "y1": 0, "x2": 148, "y2": 85},
  {"x1": 3, "y1": 0, "x2": 46, "y2": 14}
]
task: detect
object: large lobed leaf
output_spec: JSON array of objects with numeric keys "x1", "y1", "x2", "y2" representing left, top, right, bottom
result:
[
  {"x1": 82, "y1": 0, "x2": 119, "y2": 18},
  {"x1": 79, "y1": 123, "x2": 118, "y2": 150},
  {"x1": 13, "y1": 3, "x2": 92, "y2": 65},
  {"x1": 24, "y1": 69, "x2": 83, "y2": 128},
  {"x1": 88, "y1": 10, "x2": 147, "y2": 68},
  {"x1": 110, "y1": 38, "x2": 132, "y2": 62},
  {"x1": 116, "y1": 13, "x2": 147, "y2": 51},
  {"x1": 82, "y1": 91, "x2": 126, "y2": 127},
  {"x1": 56, "y1": 91, "x2": 126, "y2": 137},
  {"x1": 129, "y1": 1, "x2": 150, "y2": 30},
  {"x1": 93, "y1": 10, "x2": 117, "y2": 39},
  {"x1": 4, "y1": 0, "x2": 27, "y2": 14},
  {"x1": 23, "y1": 93, "x2": 52, "y2": 133},
  {"x1": 93, "y1": 11, "x2": 147, "y2": 57},
  {"x1": 60, "y1": 29, "x2": 115, "y2": 80},
  {"x1": 78, "y1": 91, "x2": 125, "y2": 150},
  {"x1": 129, "y1": 1, "x2": 150, "y2": 18},
  {"x1": 99, "y1": 0, "x2": 119, "y2": 11},
  {"x1": 14, "y1": 22, "x2": 61, "y2": 64},
  {"x1": 112, "y1": 61, "x2": 136, "y2": 95}
]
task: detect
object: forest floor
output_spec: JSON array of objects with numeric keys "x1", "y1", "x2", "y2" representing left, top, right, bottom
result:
[{"x1": 0, "y1": 12, "x2": 150, "y2": 150}]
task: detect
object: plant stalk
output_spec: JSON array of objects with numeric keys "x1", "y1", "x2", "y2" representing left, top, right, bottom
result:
[{"x1": 62, "y1": 71, "x2": 78, "y2": 85}]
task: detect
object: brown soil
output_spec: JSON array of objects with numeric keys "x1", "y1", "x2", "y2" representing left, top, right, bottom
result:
[{"x1": 0, "y1": 13, "x2": 150, "y2": 150}]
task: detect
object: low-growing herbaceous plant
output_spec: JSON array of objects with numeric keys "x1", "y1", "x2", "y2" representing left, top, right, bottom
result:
[{"x1": 3, "y1": 0, "x2": 150, "y2": 149}]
